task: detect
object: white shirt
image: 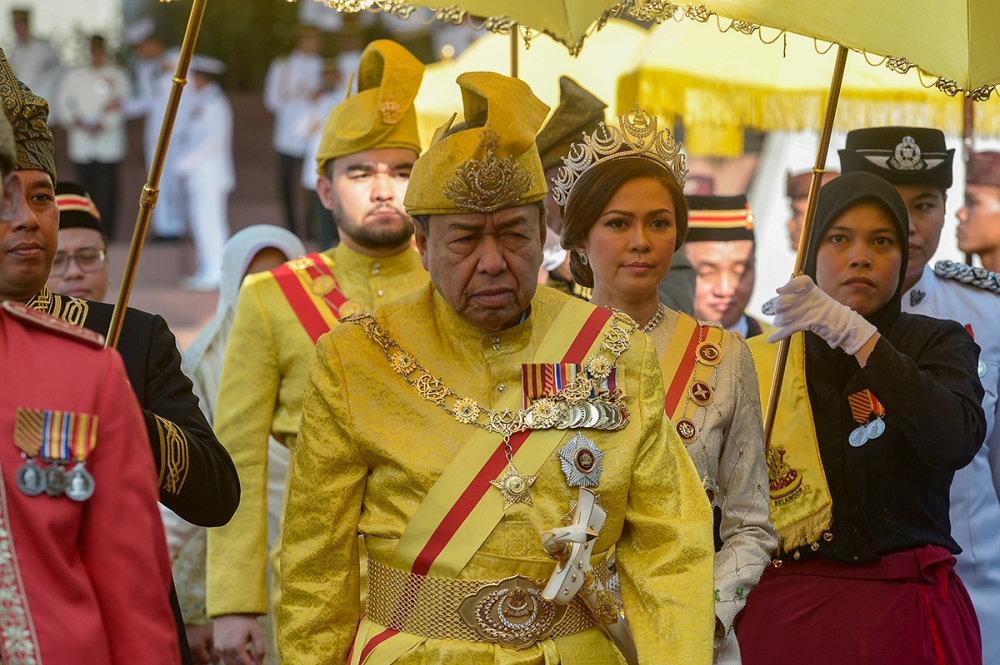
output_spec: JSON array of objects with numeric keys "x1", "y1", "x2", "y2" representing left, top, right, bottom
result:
[
  {"x1": 264, "y1": 50, "x2": 323, "y2": 156},
  {"x1": 902, "y1": 262, "x2": 1000, "y2": 665},
  {"x1": 58, "y1": 63, "x2": 131, "y2": 163},
  {"x1": 173, "y1": 82, "x2": 234, "y2": 192},
  {"x1": 8, "y1": 37, "x2": 61, "y2": 112},
  {"x1": 297, "y1": 89, "x2": 340, "y2": 190}
]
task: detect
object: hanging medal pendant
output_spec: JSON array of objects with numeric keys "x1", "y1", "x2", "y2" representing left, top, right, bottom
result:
[
  {"x1": 16, "y1": 457, "x2": 46, "y2": 497},
  {"x1": 490, "y1": 462, "x2": 537, "y2": 510},
  {"x1": 865, "y1": 416, "x2": 886, "y2": 440},
  {"x1": 848, "y1": 425, "x2": 869, "y2": 448},
  {"x1": 44, "y1": 462, "x2": 68, "y2": 497},
  {"x1": 65, "y1": 463, "x2": 95, "y2": 502},
  {"x1": 310, "y1": 275, "x2": 335, "y2": 296}
]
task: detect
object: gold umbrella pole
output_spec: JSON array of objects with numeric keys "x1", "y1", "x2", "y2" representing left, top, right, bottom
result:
[
  {"x1": 105, "y1": 0, "x2": 209, "y2": 348},
  {"x1": 763, "y1": 44, "x2": 848, "y2": 446}
]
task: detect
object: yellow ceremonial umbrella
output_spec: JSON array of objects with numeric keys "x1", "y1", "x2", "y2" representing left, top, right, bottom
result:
[
  {"x1": 415, "y1": 19, "x2": 648, "y2": 145},
  {"x1": 693, "y1": 0, "x2": 1000, "y2": 93},
  {"x1": 322, "y1": 0, "x2": 622, "y2": 54},
  {"x1": 618, "y1": 19, "x2": 967, "y2": 157}
]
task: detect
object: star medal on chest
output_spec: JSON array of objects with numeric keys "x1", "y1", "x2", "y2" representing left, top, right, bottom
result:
[
  {"x1": 490, "y1": 461, "x2": 538, "y2": 509},
  {"x1": 557, "y1": 432, "x2": 605, "y2": 488},
  {"x1": 847, "y1": 390, "x2": 886, "y2": 448},
  {"x1": 12, "y1": 408, "x2": 97, "y2": 500}
]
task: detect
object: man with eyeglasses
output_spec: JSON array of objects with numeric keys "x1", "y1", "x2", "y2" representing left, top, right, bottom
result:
[{"x1": 46, "y1": 182, "x2": 111, "y2": 302}]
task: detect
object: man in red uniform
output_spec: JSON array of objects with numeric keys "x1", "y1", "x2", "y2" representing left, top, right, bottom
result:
[{"x1": 0, "y1": 302, "x2": 181, "y2": 664}]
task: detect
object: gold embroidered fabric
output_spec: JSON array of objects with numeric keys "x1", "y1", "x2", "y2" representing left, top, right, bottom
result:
[
  {"x1": 154, "y1": 414, "x2": 189, "y2": 494},
  {"x1": 0, "y1": 48, "x2": 56, "y2": 182},
  {"x1": 0, "y1": 479, "x2": 42, "y2": 662},
  {"x1": 26, "y1": 286, "x2": 89, "y2": 327},
  {"x1": 279, "y1": 283, "x2": 715, "y2": 664},
  {"x1": 206, "y1": 244, "x2": 428, "y2": 617},
  {"x1": 649, "y1": 311, "x2": 776, "y2": 664}
]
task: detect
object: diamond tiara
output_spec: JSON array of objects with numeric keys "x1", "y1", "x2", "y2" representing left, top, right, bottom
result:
[{"x1": 551, "y1": 106, "x2": 687, "y2": 207}]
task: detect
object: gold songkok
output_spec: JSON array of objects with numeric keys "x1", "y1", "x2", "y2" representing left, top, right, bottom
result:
[
  {"x1": 0, "y1": 48, "x2": 56, "y2": 183},
  {"x1": 404, "y1": 71, "x2": 550, "y2": 216},
  {"x1": 551, "y1": 106, "x2": 686, "y2": 207},
  {"x1": 536, "y1": 76, "x2": 607, "y2": 173},
  {"x1": 315, "y1": 40, "x2": 424, "y2": 175}
]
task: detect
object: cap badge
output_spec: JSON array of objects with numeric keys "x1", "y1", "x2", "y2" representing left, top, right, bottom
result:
[
  {"x1": 889, "y1": 135, "x2": 926, "y2": 171},
  {"x1": 378, "y1": 94, "x2": 402, "y2": 125},
  {"x1": 442, "y1": 125, "x2": 534, "y2": 213}
]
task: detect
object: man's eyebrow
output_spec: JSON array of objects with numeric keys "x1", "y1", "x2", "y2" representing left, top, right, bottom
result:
[{"x1": 344, "y1": 162, "x2": 377, "y2": 173}]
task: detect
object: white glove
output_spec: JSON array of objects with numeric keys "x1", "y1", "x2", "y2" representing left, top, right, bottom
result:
[{"x1": 766, "y1": 275, "x2": 877, "y2": 355}]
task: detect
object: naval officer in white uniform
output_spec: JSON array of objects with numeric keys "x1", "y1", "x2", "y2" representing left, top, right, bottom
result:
[
  {"x1": 174, "y1": 55, "x2": 233, "y2": 291},
  {"x1": 841, "y1": 126, "x2": 1000, "y2": 665}
]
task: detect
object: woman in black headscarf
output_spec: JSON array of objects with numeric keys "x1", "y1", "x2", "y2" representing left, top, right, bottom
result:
[{"x1": 738, "y1": 172, "x2": 985, "y2": 665}]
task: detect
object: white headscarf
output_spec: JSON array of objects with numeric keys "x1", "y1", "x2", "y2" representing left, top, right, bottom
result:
[{"x1": 182, "y1": 224, "x2": 305, "y2": 422}]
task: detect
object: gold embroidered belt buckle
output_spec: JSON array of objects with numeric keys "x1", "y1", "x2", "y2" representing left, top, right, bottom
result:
[{"x1": 365, "y1": 556, "x2": 596, "y2": 649}]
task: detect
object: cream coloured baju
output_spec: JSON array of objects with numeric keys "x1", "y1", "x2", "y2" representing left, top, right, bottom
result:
[{"x1": 648, "y1": 309, "x2": 776, "y2": 664}]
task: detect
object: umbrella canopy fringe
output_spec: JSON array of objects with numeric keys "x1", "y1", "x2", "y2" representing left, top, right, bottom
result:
[{"x1": 619, "y1": 69, "x2": 971, "y2": 157}]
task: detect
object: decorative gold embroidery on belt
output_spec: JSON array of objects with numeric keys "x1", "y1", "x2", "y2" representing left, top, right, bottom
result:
[
  {"x1": 365, "y1": 556, "x2": 596, "y2": 648},
  {"x1": 154, "y1": 415, "x2": 189, "y2": 494}
]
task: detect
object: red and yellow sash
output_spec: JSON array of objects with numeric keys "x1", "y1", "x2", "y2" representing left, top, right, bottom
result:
[
  {"x1": 658, "y1": 314, "x2": 702, "y2": 420},
  {"x1": 272, "y1": 252, "x2": 351, "y2": 343},
  {"x1": 349, "y1": 299, "x2": 615, "y2": 664}
]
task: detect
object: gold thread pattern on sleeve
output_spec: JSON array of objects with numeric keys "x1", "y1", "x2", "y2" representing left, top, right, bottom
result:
[{"x1": 154, "y1": 415, "x2": 190, "y2": 494}]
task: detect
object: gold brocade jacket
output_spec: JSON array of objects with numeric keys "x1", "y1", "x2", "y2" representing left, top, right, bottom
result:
[
  {"x1": 278, "y1": 284, "x2": 715, "y2": 665},
  {"x1": 206, "y1": 243, "x2": 428, "y2": 617}
]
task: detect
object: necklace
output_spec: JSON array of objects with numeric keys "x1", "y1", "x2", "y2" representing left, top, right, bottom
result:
[
  {"x1": 641, "y1": 303, "x2": 666, "y2": 334},
  {"x1": 344, "y1": 311, "x2": 635, "y2": 438}
]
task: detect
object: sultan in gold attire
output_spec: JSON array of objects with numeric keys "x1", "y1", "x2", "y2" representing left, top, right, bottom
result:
[
  {"x1": 278, "y1": 71, "x2": 714, "y2": 665},
  {"x1": 206, "y1": 40, "x2": 429, "y2": 662}
]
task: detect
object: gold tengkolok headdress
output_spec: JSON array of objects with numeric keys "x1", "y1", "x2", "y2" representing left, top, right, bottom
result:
[
  {"x1": 404, "y1": 71, "x2": 549, "y2": 217},
  {"x1": 315, "y1": 40, "x2": 424, "y2": 175},
  {"x1": 551, "y1": 106, "x2": 686, "y2": 207}
]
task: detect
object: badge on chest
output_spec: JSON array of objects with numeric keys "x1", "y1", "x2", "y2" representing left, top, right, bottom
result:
[{"x1": 13, "y1": 408, "x2": 97, "y2": 501}]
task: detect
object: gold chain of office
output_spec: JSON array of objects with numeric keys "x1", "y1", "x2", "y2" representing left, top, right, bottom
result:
[{"x1": 343, "y1": 311, "x2": 637, "y2": 437}]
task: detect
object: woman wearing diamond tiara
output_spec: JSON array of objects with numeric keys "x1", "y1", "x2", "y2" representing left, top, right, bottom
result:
[{"x1": 556, "y1": 106, "x2": 776, "y2": 664}]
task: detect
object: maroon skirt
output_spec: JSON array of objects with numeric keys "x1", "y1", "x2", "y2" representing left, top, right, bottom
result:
[{"x1": 736, "y1": 545, "x2": 981, "y2": 665}]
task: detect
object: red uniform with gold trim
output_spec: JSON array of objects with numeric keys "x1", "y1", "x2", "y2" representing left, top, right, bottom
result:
[{"x1": 0, "y1": 302, "x2": 179, "y2": 664}]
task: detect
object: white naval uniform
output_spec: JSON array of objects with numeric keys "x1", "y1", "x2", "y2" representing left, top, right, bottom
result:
[
  {"x1": 902, "y1": 262, "x2": 1000, "y2": 665},
  {"x1": 296, "y1": 89, "x2": 339, "y2": 192},
  {"x1": 122, "y1": 50, "x2": 187, "y2": 238},
  {"x1": 58, "y1": 63, "x2": 131, "y2": 164},
  {"x1": 263, "y1": 50, "x2": 323, "y2": 158},
  {"x1": 8, "y1": 37, "x2": 61, "y2": 119},
  {"x1": 174, "y1": 81, "x2": 233, "y2": 285}
]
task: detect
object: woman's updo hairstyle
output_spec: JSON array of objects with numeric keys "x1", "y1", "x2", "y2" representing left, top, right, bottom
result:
[{"x1": 559, "y1": 156, "x2": 688, "y2": 288}]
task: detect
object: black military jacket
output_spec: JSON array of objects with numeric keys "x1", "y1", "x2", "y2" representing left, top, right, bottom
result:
[{"x1": 27, "y1": 287, "x2": 240, "y2": 526}]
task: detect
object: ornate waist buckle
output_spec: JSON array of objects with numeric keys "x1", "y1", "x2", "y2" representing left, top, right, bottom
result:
[
  {"x1": 458, "y1": 575, "x2": 566, "y2": 649},
  {"x1": 365, "y1": 556, "x2": 595, "y2": 649}
]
